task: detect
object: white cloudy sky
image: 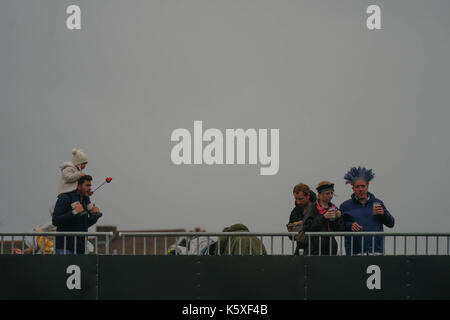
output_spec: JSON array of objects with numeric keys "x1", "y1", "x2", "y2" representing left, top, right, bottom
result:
[{"x1": 1, "y1": 0, "x2": 449, "y2": 234}]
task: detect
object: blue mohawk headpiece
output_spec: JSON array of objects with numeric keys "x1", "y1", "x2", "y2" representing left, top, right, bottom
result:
[{"x1": 344, "y1": 166, "x2": 375, "y2": 185}]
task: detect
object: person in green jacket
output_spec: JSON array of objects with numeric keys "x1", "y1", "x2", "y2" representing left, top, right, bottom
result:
[{"x1": 215, "y1": 224, "x2": 267, "y2": 256}]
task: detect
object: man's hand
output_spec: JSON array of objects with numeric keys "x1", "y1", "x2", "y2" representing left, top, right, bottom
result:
[
  {"x1": 73, "y1": 202, "x2": 84, "y2": 214},
  {"x1": 351, "y1": 222, "x2": 363, "y2": 232},
  {"x1": 90, "y1": 204, "x2": 100, "y2": 214},
  {"x1": 373, "y1": 206, "x2": 384, "y2": 215},
  {"x1": 287, "y1": 221, "x2": 302, "y2": 232}
]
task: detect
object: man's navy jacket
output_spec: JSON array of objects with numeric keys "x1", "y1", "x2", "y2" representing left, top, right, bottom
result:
[
  {"x1": 340, "y1": 192, "x2": 394, "y2": 255},
  {"x1": 52, "y1": 190, "x2": 101, "y2": 254}
]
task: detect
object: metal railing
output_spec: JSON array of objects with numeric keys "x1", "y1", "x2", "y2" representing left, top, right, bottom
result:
[
  {"x1": 0, "y1": 232, "x2": 113, "y2": 255},
  {"x1": 117, "y1": 232, "x2": 293, "y2": 256},
  {"x1": 2, "y1": 232, "x2": 450, "y2": 256},
  {"x1": 118, "y1": 232, "x2": 450, "y2": 256},
  {"x1": 304, "y1": 232, "x2": 450, "y2": 256}
]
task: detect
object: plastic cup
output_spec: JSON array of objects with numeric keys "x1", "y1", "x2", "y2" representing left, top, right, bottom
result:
[
  {"x1": 328, "y1": 207, "x2": 336, "y2": 221},
  {"x1": 373, "y1": 202, "x2": 381, "y2": 215}
]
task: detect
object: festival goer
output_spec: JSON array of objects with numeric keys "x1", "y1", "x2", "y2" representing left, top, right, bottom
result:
[
  {"x1": 303, "y1": 181, "x2": 345, "y2": 255},
  {"x1": 288, "y1": 183, "x2": 316, "y2": 255},
  {"x1": 339, "y1": 166, "x2": 395, "y2": 255},
  {"x1": 58, "y1": 148, "x2": 89, "y2": 197},
  {"x1": 52, "y1": 175, "x2": 103, "y2": 254}
]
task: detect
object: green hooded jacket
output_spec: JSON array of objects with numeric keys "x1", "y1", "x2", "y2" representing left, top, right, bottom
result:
[{"x1": 215, "y1": 224, "x2": 267, "y2": 256}]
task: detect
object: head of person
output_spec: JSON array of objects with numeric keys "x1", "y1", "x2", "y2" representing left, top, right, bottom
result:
[
  {"x1": 72, "y1": 148, "x2": 88, "y2": 170},
  {"x1": 77, "y1": 175, "x2": 92, "y2": 197},
  {"x1": 293, "y1": 183, "x2": 311, "y2": 207},
  {"x1": 344, "y1": 166, "x2": 374, "y2": 200},
  {"x1": 316, "y1": 181, "x2": 335, "y2": 204}
]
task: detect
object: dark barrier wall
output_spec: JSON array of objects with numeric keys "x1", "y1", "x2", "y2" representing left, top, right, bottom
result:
[
  {"x1": 0, "y1": 256, "x2": 97, "y2": 300},
  {"x1": 1, "y1": 256, "x2": 450, "y2": 300},
  {"x1": 99, "y1": 256, "x2": 304, "y2": 300}
]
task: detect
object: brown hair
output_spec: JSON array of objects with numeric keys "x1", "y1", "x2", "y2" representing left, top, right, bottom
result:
[{"x1": 293, "y1": 183, "x2": 310, "y2": 196}]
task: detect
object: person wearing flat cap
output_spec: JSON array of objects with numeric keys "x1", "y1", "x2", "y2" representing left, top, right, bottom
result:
[
  {"x1": 339, "y1": 166, "x2": 395, "y2": 256},
  {"x1": 302, "y1": 181, "x2": 345, "y2": 255}
]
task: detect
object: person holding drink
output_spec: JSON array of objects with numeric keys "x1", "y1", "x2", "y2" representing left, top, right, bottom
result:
[
  {"x1": 302, "y1": 181, "x2": 345, "y2": 255},
  {"x1": 287, "y1": 183, "x2": 318, "y2": 255},
  {"x1": 339, "y1": 166, "x2": 395, "y2": 255}
]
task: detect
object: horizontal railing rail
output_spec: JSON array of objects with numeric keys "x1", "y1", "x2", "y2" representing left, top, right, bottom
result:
[{"x1": 2, "y1": 232, "x2": 450, "y2": 256}]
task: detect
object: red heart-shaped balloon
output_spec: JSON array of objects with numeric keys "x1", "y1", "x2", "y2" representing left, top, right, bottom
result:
[{"x1": 106, "y1": 177, "x2": 112, "y2": 183}]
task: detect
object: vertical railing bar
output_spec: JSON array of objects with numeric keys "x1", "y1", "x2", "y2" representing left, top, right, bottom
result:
[
  {"x1": 217, "y1": 234, "x2": 220, "y2": 256},
  {"x1": 64, "y1": 236, "x2": 67, "y2": 255},
  {"x1": 415, "y1": 236, "x2": 417, "y2": 255},
  {"x1": 319, "y1": 236, "x2": 321, "y2": 257},
  {"x1": 164, "y1": 236, "x2": 167, "y2": 256},
  {"x1": 133, "y1": 236, "x2": 136, "y2": 256},
  {"x1": 11, "y1": 236, "x2": 14, "y2": 255},
  {"x1": 281, "y1": 236, "x2": 284, "y2": 255},
  {"x1": 175, "y1": 236, "x2": 178, "y2": 256},
  {"x1": 292, "y1": 234, "x2": 295, "y2": 255},
  {"x1": 329, "y1": 236, "x2": 332, "y2": 256},
  {"x1": 308, "y1": 235, "x2": 311, "y2": 256},
  {"x1": 393, "y1": 236, "x2": 396, "y2": 256},
  {"x1": 404, "y1": 236, "x2": 407, "y2": 256},
  {"x1": 144, "y1": 236, "x2": 146, "y2": 256},
  {"x1": 22, "y1": 236, "x2": 25, "y2": 255},
  {"x1": 197, "y1": 236, "x2": 200, "y2": 256},
  {"x1": 218, "y1": 236, "x2": 221, "y2": 256},
  {"x1": 95, "y1": 236, "x2": 98, "y2": 255},
  {"x1": 43, "y1": 235, "x2": 46, "y2": 255},
  {"x1": 436, "y1": 236, "x2": 439, "y2": 256},
  {"x1": 372, "y1": 236, "x2": 375, "y2": 255},
  {"x1": 351, "y1": 236, "x2": 353, "y2": 256},
  {"x1": 447, "y1": 236, "x2": 449, "y2": 256},
  {"x1": 270, "y1": 236, "x2": 273, "y2": 255},
  {"x1": 154, "y1": 236, "x2": 157, "y2": 256},
  {"x1": 426, "y1": 236, "x2": 428, "y2": 256},
  {"x1": 239, "y1": 237, "x2": 242, "y2": 256},
  {"x1": 250, "y1": 237, "x2": 252, "y2": 255},
  {"x1": 1, "y1": 235, "x2": 3, "y2": 254},
  {"x1": 186, "y1": 236, "x2": 189, "y2": 256},
  {"x1": 340, "y1": 236, "x2": 343, "y2": 256},
  {"x1": 106, "y1": 234, "x2": 109, "y2": 255},
  {"x1": 206, "y1": 236, "x2": 210, "y2": 255},
  {"x1": 122, "y1": 235, "x2": 126, "y2": 256},
  {"x1": 361, "y1": 235, "x2": 364, "y2": 256},
  {"x1": 53, "y1": 236, "x2": 56, "y2": 255},
  {"x1": 84, "y1": 236, "x2": 87, "y2": 255},
  {"x1": 228, "y1": 236, "x2": 231, "y2": 256},
  {"x1": 74, "y1": 236, "x2": 77, "y2": 255},
  {"x1": 260, "y1": 236, "x2": 263, "y2": 255}
]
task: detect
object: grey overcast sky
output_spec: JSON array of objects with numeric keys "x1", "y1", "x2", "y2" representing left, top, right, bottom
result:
[{"x1": 1, "y1": 0, "x2": 449, "y2": 233}]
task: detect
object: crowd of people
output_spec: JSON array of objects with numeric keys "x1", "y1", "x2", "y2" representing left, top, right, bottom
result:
[
  {"x1": 14, "y1": 148, "x2": 394, "y2": 256},
  {"x1": 289, "y1": 166, "x2": 395, "y2": 256}
]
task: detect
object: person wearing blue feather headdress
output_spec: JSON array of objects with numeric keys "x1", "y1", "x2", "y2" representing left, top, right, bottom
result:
[{"x1": 339, "y1": 166, "x2": 395, "y2": 255}]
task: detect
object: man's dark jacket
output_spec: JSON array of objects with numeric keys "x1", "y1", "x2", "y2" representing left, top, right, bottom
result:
[
  {"x1": 288, "y1": 191, "x2": 316, "y2": 255},
  {"x1": 339, "y1": 192, "x2": 394, "y2": 255},
  {"x1": 289, "y1": 190, "x2": 317, "y2": 223},
  {"x1": 52, "y1": 190, "x2": 101, "y2": 254}
]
